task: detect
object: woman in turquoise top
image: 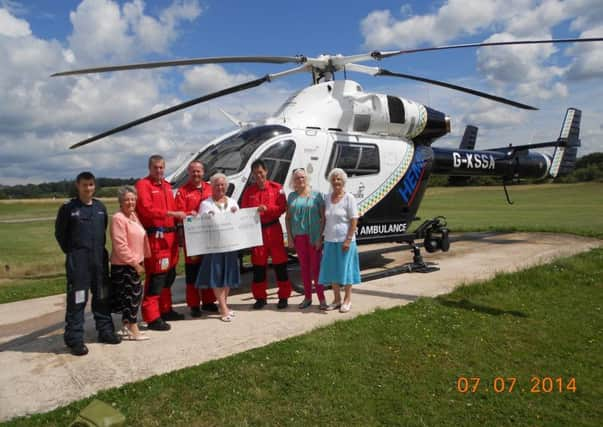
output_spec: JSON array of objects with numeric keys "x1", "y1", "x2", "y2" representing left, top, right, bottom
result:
[{"x1": 285, "y1": 168, "x2": 326, "y2": 309}]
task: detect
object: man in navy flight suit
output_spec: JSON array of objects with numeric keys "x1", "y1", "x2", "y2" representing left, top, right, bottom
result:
[{"x1": 55, "y1": 172, "x2": 121, "y2": 356}]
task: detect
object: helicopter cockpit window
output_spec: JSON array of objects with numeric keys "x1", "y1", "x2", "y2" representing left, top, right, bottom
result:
[
  {"x1": 327, "y1": 142, "x2": 380, "y2": 177},
  {"x1": 255, "y1": 139, "x2": 296, "y2": 185},
  {"x1": 170, "y1": 125, "x2": 291, "y2": 188}
]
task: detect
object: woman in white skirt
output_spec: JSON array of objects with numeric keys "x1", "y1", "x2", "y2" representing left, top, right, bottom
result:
[
  {"x1": 318, "y1": 168, "x2": 361, "y2": 313},
  {"x1": 195, "y1": 173, "x2": 240, "y2": 322}
]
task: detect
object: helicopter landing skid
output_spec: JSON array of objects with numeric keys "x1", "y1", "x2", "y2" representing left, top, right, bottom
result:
[{"x1": 361, "y1": 242, "x2": 439, "y2": 282}]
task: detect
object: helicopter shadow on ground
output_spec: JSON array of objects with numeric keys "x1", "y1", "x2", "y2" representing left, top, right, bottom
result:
[
  {"x1": 435, "y1": 297, "x2": 528, "y2": 318},
  {"x1": 448, "y1": 232, "x2": 530, "y2": 246},
  {"x1": 356, "y1": 232, "x2": 529, "y2": 261},
  {"x1": 0, "y1": 314, "x2": 96, "y2": 355},
  {"x1": 353, "y1": 287, "x2": 419, "y2": 302}
]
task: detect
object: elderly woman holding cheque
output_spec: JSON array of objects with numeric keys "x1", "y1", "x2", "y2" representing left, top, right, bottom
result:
[
  {"x1": 319, "y1": 168, "x2": 361, "y2": 313},
  {"x1": 110, "y1": 185, "x2": 150, "y2": 340},
  {"x1": 195, "y1": 173, "x2": 240, "y2": 322},
  {"x1": 285, "y1": 168, "x2": 327, "y2": 310}
]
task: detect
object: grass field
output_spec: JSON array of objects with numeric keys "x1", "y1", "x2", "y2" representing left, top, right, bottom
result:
[
  {"x1": 0, "y1": 183, "x2": 601, "y2": 303},
  {"x1": 5, "y1": 247, "x2": 602, "y2": 426},
  {"x1": 418, "y1": 182, "x2": 603, "y2": 238}
]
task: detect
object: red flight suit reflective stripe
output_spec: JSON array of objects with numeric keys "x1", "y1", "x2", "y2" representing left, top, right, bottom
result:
[
  {"x1": 174, "y1": 181, "x2": 214, "y2": 307},
  {"x1": 135, "y1": 176, "x2": 179, "y2": 322}
]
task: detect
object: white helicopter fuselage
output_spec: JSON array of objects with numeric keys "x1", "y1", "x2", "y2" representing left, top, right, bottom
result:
[{"x1": 169, "y1": 80, "x2": 439, "y2": 242}]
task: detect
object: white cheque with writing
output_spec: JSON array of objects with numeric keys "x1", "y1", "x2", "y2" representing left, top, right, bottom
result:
[{"x1": 183, "y1": 207, "x2": 263, "y2": 256}]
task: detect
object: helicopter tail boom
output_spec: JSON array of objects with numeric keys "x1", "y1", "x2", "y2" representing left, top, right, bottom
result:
[{"x1": 431, "y1": 108, "x2": 582, "y2": 181}]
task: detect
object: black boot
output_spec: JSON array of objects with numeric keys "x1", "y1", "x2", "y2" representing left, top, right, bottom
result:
[
  {"x1": 277, "y1": 298, "x2": 288, "y2": 309},
  {"x1": 98, "y1": 332, "x2": 122, "y2": 345},
  {"x1": 253, "y1": 299, "x2": 267, "y2": 310},
  {"x1": 147, "y1": 318, "x2": 171, "y2": 331},
  {"x1": 201, "y1": 302, "x2": 219, "y2": 312},
  {"x1": 68, "y1": 343, "x2": 89, "y2": 356},
  {"x1": 161, "y1": 310, "x2": 185, "y2": 321}
]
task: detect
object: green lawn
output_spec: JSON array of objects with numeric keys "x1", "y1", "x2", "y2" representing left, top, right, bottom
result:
[
  {"x1": 418, "y1": 182, "x2": 603, "y2": 238},
  {"x1": 0, "y1": 183, "x2": 601, "y2": 303},
  {"x1": 5, "y1": 248, "x2": 602, "y2": 426}
]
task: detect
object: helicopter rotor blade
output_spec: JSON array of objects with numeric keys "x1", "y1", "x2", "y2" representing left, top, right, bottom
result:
[
  {"x1": 70, "y1": 76, "x2": 266, "y2": 149},
  {"x1": 69, "y1": 64, "x2": 308, "y2": 149},
  {"x1": 52, "y1": 55, "x2": 307, "y2": 77},
  {"x1": 345, "y1": 63, "x2": 537, "y2": 110},
  {"x1": 372, "y1": 37, "x2": 603, "y2": 60}
]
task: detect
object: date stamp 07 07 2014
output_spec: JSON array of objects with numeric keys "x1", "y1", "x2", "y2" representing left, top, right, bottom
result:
[{"x1": 456, "y1": 376, "x2": 577, "y2": 394}]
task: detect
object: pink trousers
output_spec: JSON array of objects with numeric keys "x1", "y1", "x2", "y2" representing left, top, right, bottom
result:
[{"x1": 294, "y1": 235, "x2": 325, "y2": 301}]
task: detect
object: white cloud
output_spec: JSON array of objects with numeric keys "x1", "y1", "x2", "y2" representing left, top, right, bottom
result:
[
  {"x1": 565, "y1": 26, "x2": 603, "y2": 80},
  {"x1": 360, "y1": 0, "x2": 603, "y2": 137},
  {"x1": 0, "y1": 8, "x2": 31, "y2": 37},
  {"x1": 68, "y1": 0, "x2": 201, "y2": 64},
  {"x1": 0, "y1": 1, "x2": 205, "y2": 184},
  {"x1": 361, "y1": 0, "x2": 531, "y2": 49},
  {"x1": 181, "y1": 64, "x2": 257, "y2": 94}
]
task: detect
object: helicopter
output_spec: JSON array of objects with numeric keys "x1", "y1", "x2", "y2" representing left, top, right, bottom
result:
[{"x1": 53, "y1": 37, "x2": 601, "y2": 271}]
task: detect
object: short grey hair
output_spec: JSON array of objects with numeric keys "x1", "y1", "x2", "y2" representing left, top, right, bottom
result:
[
  {"x1": 117, "y1": 185, "x2": 137, "y2": 204},
  {"x1": 148, "y1": 154, "x2": 164, "y2": 168},
  {"x1": 327, "y1": 168, "x2": 348, "y2": 186},
  {"x1": 210, "y1": 173, "x2": 228, "y2": 185}
]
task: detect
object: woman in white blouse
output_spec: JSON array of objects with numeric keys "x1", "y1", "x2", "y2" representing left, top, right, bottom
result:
[
  {"x1": 318, "y1": 168, "x2": 361, "y2": 313},
  {"x1": 195, "y1": 173, "x2": 240, "y2": 322}
]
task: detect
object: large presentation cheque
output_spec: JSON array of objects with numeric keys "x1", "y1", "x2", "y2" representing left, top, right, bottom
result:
[{"x1": 183, "y1": 207, "x2": 263, "y2": 256}]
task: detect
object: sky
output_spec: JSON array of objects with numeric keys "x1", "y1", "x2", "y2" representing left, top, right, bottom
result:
[{"x1": 1, "y1": 0, "x2": 602, "y2": 185}]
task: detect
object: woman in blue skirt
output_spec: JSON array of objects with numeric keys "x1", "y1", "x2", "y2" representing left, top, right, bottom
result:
[
  {"x1": 195, "y1": 173, "x2": 240, "y2": 322},
  {"x1": 319, "y1": 168, "x2": 361, "y2": 313}
]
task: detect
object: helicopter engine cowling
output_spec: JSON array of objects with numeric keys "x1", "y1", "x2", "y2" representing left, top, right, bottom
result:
[
  {"x1": 268, "y1": 81, "x2": 450, "y2": 144},
  {"x1": 351, "y1": 93, "x2": 450, "y2": 143}
]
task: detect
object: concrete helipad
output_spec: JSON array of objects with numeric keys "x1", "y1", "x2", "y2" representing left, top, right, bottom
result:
[{"x1": 0, "y1": 232, "x2": 600, "y2": 421}]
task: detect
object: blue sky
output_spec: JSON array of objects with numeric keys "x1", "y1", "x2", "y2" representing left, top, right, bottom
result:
[{"x1": 1, "y1": 0, "x2": 602, "y2": 184}]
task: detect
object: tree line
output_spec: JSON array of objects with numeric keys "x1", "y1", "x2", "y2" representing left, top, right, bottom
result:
[
  {"x1": 1, "y1": 153, "x2": 601, "y2": 199},
  {"x1": 0, "y1": 177, "x2": 137, "y2": 199}
]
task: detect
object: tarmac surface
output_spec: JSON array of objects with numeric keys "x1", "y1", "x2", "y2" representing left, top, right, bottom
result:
[{"x1": 0, "y1": 232, "x2": 600, "y2": 421}]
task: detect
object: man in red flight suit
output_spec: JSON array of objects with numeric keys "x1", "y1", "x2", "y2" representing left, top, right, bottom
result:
[
  {"x1": 174, "y1": 160, "x2": 217, "y2": 317},
  {"x1": 136, "y1": 154, "x2": 187, "y2": 331},
  {"x1": 241, "y1": 159, "x2": 293, "y2": 309}
]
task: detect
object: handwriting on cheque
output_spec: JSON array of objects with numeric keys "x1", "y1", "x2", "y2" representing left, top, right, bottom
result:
[{"x1": 183, "y1": 207, "x2": 263, "y2": 256}]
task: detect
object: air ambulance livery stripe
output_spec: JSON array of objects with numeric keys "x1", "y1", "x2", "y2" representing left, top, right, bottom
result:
[{"x1": 358, "y1": 144, "x2": 415, "y2": 216}]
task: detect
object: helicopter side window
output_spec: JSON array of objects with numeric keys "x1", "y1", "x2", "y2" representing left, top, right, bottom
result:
[
  {"x1": 387, "y1": 96, "x2": 405, "y2": 124},
  {"x1": 257, "y1": 139, "x2": 296, "y2": 185},
  {"x1": 327, "y1": 142, "x2": 380, "y2": 177}
]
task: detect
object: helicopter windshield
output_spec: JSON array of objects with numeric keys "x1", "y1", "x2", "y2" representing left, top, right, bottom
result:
[{"x1": 170, "y1": 125, "x2": 291, "y2": 188}]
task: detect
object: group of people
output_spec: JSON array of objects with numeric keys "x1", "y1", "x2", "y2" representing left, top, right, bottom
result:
[{"x1": 55, "y1": 155, "x2": 361, "y2": 356}]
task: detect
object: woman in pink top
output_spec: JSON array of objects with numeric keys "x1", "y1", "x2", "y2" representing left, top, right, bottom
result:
[{"x1": 111, "y1": 185, "x2": 151, "y2": 341}]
